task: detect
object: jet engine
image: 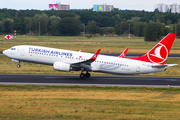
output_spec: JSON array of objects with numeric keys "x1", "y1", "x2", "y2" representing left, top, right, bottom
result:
[{"x1": 53, "y1": 62, "x2": 71, "y2": 72}]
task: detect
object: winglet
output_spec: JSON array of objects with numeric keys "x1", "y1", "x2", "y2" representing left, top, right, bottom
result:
[
  {"x1": 89, "y1": 49, "x2": 101, "y2": 61},
  {"x1": 119, "y1": 48, "x2": 129, "y2": 58}
]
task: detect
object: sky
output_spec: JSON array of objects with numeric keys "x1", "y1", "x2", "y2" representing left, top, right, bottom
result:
[{"x1": 0, "y1": 0, "x2": 179, "y2": 12}]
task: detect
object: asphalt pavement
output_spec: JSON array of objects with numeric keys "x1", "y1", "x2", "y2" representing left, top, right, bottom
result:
[{"x1": 0, "y1": 74, "x2": 180, "y2": 88}]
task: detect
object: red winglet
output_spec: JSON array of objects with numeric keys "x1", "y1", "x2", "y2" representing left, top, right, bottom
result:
[
  {"x1": 119, "y1": 48, "x2": 129, "y2": 58},
  {"x1": 89, "y1": 49, "x2": 101, "y2": 61}
]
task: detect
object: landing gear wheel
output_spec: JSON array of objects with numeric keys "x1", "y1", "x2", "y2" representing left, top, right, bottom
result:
[
  {"x1": 17, "y1": 64, "x2": 21, "y2": 68},
  {"x1": 85, "y1": 72, "x2": 91, "y2": 78},
  {"x1": 80, "y1": 73, "x2": 85, "y2": 79}
]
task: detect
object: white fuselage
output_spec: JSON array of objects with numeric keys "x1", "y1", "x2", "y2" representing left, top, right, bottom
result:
[{"x1": 3, "y1": 45, "x2": 166, "y2": 75}]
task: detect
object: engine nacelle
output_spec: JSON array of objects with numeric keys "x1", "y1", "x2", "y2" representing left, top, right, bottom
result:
[{"x1": 53, "y1": 62, "x2": 71, "y2": 72}]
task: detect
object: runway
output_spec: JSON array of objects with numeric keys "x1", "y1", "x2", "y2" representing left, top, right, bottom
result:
[{"x1": 0, "y1": 74, "x2": 180, "y2": 88}]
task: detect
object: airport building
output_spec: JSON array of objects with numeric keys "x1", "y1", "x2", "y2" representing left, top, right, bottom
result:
[
  {"x1": 93, "y1": 4, "x2": 114, "y2": 12},
  {"x1": 154, "y1": 3, "x2": 180, "y2": 13},
  {"x1": 169, "y1": 3, "x2": 180, "y2": 13},
  {"x1": 49, "y1": 2, "x2": 70, "y2": 10}
]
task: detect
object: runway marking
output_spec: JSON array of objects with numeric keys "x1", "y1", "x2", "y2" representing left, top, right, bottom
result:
[
  {"x1": 164, "y1": 79, "x2": 177, "y2": 81},
  {"x1": 45, "y1": 77, "x2": 63, "y2": 79}
]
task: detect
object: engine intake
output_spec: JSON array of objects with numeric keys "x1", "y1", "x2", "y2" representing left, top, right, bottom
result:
[{"x1": 53, "y1": 62, "x2": 71, "y2": 72}]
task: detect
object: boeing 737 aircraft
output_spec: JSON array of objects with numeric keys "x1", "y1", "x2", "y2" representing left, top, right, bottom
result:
[{"x1": 3, "y1": 33, "x2": 177, "y2": 79}]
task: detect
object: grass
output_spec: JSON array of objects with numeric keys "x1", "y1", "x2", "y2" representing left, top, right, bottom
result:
[
  {"x1": 0, "y1": 85, "x2": 180, "y2": 119},
  {"x1": 1, "y1": 35, "x2": 180, "y2": 54}
]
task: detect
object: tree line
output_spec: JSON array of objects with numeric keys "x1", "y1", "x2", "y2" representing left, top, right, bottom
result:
[{"x1": 0, "y1": 8, "x2": 180, "y2": 41}]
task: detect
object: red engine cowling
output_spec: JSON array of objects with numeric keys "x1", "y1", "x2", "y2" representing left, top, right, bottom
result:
[{"x1": 53, "y1": 62, "x2": 71, "y2": 72}]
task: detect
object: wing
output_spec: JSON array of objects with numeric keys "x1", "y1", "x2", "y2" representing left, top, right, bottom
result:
[
  {"x1": 119, "y1": 48, "x2": 129, "y2": 58},
  {"x1": 71, "y1": 49, "x2": 101, "y2": 71}
]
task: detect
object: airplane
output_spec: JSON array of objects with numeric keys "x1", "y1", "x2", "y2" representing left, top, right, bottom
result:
[{"x1": 3, "y1": 33, "x2": 177, "y2": 79}]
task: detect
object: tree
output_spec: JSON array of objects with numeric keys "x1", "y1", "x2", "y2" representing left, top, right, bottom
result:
[
  {"x1": 152, "y1": 13, "x2": 165, "y2": 23},
  {"x1": 115, "y1": 21, "x2": 130, "y2": 35},
  {"x1": 86, "y1": 20, "x2": 99, "y2": 35},
  {"x1": 154, "y1": 8, "x2": 159, "y2": 13},
  {"x1": 0, "y1": 13, "x2": 5, "y2": 21},
  {"x1": 144, "y1": 22, "x2": 164, "y2": 41},
  {"x1": 33, "y1": 13, "x2": 49, "y2": 35},
  {"x1": 3, "y1": 18, "x2": 14, "y2": 34},
  {"x1": 59, "y1": 17, "x2": 82, "y2": 36},
  {"x1": 177, "y1": 23, "x2": 180, "y2": 36},
  {"x1": 172, "y1": 23, "x2": 180, "y2": 36},
  {"x1": 138, "y1": 22, "x2": 147, "y2": 37},
  {"x1": 24, "y1": 17, "x2": 32, "y2": 35},
  {"x1": 50, "y1": 20, "x2": 60, "y2": 35},
  {"x1": 50, "y1": 15, "x2": 61, "y2": 21},
  {"x1": 49, "y1": 15, "x2": 61, "y2": 35},
  {"x1": 99, "y1": 27, "x2": 115, "y2": 35},
  {"x1": 20, "y1": 17, "x2": 26, "y2": 34},
  {"x1": 13, "y1": 17, "x2": 21, "y2": 32},
  {"x1": 40, "y1": 13, "x2": 49, "y2": 35},
  {"x1": 131, "y1": 21, "x2": 147, "y2": 37},
  {"x1": 0, "y1": 21, "x2": 2, "y2": 33}
]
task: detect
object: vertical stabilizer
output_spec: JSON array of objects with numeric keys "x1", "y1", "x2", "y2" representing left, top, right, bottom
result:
[{"x1": 130, "y1": 33, "x2": 176, "y2": 65}]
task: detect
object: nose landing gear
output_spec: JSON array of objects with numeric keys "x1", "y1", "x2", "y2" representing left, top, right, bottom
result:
[
  {"x1": 17, "y1": 64, "x2": 21, "y2": 68},
  {"x1": 17, "y1": 61, "x2": 20, "y2": 68}
]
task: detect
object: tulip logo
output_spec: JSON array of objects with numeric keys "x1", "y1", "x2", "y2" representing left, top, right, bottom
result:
[{"x1": 147, "y1": 43, "x2": 168, "y2": 63}]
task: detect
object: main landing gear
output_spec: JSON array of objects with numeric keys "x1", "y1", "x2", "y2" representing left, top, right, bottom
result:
[{"x1": 80, "y1": 71, "x2": 91, "y2": 79}]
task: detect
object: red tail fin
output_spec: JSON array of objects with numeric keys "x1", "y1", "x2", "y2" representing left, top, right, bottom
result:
[{"x1": 130, "y1": 33, "x2": 176, "y2": 65}]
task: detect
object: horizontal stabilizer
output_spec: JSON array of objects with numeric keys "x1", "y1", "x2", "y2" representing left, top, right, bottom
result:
[
  {"x1": 164, "y1": 64, "x2": 177, "y2": 67},
  {"x1": 151, "y1": 64, "x2": 177, "y2": 68}
]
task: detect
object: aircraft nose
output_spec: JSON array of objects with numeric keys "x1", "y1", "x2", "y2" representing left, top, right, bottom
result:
[{"x1": 3, "y1": 49, "x2": 9, "y2": 56}]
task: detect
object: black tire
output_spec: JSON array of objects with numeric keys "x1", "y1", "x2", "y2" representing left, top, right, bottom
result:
[
  {"x1": 85, "y1": 72, "x2": 91, "y2": 78},
  {"x1": 17, "y1": 64, "x2": 21, "y2": 68},
  {"x1": 80, "y1": 73, "x2": 85, "y2": 79}
]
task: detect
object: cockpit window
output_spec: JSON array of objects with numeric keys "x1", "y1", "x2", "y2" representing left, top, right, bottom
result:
[{"x1": 11, "y1": 48, "x2": 16, "y2": 50}]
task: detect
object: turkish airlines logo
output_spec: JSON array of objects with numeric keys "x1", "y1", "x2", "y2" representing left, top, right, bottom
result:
[{"x1": 147, "y1": 43, "x2": 168, "y2": 63}]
